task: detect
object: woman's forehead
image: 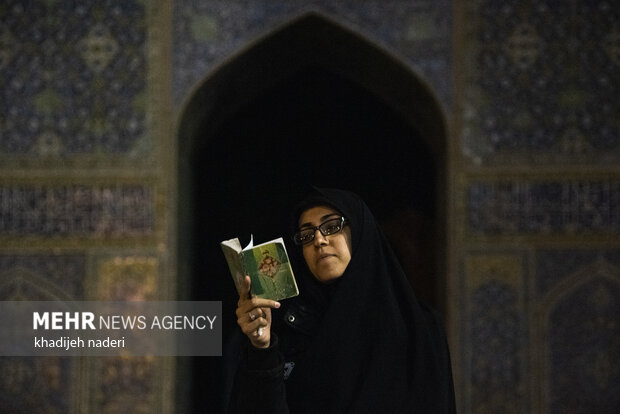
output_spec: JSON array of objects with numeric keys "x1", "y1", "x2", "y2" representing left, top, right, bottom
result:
[{"x1": 298, "y1": 205, "x2": 340, "y2": 226}]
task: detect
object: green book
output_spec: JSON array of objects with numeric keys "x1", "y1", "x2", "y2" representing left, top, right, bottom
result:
[{"x1": 221, "y1": 236, "x2": 299, "y2": 301}]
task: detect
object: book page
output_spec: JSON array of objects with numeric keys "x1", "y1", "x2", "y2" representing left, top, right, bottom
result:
[
  {"x1": 221, "y1": 237, "x2": 242, "y2": 253},
  {"x1": 250, "y1": 236, "x2": 284, "y2": 249},
  {"x1": 220, "y1": 238, "x2": 245, "y2": 295}
]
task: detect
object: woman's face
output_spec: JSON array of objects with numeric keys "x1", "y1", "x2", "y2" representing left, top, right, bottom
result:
[{"x1": 298, "y1": 205, "x2": 352, "y2": 283}]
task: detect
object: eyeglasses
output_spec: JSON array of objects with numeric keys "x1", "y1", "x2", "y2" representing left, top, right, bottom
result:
[{"x1": 293, "y1": 216, "x2": 348, "y2": 245}]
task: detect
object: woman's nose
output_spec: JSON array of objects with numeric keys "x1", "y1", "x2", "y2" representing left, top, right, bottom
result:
[{"x1": 313, "y1": 229, "x2": 328, "y2": 246}]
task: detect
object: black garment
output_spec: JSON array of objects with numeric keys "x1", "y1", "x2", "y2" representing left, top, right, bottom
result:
[{"x1": 228, "y1": 188, "x2": 456, "y2": 413}]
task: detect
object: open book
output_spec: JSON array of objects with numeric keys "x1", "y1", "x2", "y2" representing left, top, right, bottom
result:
[{"x1": 221, "y1": 236, "x2": 299, "y2": 301}]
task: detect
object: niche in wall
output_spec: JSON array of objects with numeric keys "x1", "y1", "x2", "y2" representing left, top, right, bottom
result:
[{"x1": 177, "y1": 12, "x2": 447, "y2": 412}]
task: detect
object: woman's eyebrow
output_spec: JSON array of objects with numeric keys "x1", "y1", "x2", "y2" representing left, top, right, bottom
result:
[{"x1": 299, "y1": 213, "x2": 341, "y2": 228}]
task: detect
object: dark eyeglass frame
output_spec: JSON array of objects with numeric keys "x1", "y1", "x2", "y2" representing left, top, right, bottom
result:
[{"x1": 293, "y1": 216, "x2": 348, "y2": 245}]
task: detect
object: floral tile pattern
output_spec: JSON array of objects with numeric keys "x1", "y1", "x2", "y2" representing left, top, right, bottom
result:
[
  {"x1": 0, "y1": 0, "x2": 147, "y2": 156},
  {"x1": 463, "y1": 0, "x2": 620, "y2": 164}
]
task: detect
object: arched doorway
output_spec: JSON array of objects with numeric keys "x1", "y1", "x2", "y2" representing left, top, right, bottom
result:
[{"x1": 177, "y1": 12, "x2": 447, "y2": 413}]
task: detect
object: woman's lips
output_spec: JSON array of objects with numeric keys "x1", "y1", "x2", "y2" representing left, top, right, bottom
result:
[{"x1": 318, "y1": 253, "x2": 335, "y2": 262}]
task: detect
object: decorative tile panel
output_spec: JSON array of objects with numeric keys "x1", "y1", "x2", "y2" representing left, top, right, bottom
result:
[
  {"x1": 0, "y1": 185, "x2": 155, "y2": 237},
  {"x1": 0, "y1": 356, "x2": 75, "y2": 414},
  {"x1": 91, "y1": 256, "x2": 159, "y2": 412},
  {"x1": 540, "y1": 258, "x2": 620, "y2": 414},
  {"x1": 96, "y1": 256, "x2": 158, "y2": 301},
  {"x1": 468, "y1": 180, "x2": 620, "y2": 235},
  {"x1": 466, "y1": 254, "x2": 526, "y2": 414},
  {"x1": 0, "y1": 0, "x2": 147, "y2": 157},
  {"x1": 535, "y1": 250, "x2": 620, "y2": 298},
  {"x1": 0, "y1": 253, "x2": 85, "y2": 413},
  {"x1": 0, "y1": 254, "x2": 85, "y2": 300},
  {"x1": 173, "y1": 0, "x2": 451, "y2": 107},
  {"x1": 463, "y1": 0, "x2": 620, "y2": 165},
  {"x1": 94, "y1": 356, "x2": 157, "y2": 414}
]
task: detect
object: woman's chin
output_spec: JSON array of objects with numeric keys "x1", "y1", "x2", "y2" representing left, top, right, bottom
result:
[{"x1": 313, "y1": 270, "x2": 344, "y2": 284}]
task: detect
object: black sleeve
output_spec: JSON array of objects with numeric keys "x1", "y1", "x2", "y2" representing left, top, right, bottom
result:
[{"x1": 227, "y1": 333, "x2": 290, "y2": 414}]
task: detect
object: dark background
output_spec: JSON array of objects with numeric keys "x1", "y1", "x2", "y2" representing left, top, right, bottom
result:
[{"x1": 188, "y1": 67, "x2": 436, "y2": 412}]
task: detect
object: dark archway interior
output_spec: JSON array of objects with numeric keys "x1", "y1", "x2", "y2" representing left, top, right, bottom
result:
[{"x1": 186, "y1": 65, "x2": 437, "y2": 412}]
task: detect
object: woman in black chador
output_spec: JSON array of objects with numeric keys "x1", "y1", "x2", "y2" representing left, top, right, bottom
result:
[{"x1": 228, "y1": 188, "x2": 456, "y2": 413}]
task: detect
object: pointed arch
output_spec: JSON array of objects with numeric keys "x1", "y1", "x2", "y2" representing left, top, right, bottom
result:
[
  {"x1": 178, "y1": 11, "x2": 446, "y2": 162},
  {"x1": 175, "y1": 11, "x2": 449, "y2": 412},
  {"x1": 177, "y1": 10, "x2": 448, "y2": 299}
]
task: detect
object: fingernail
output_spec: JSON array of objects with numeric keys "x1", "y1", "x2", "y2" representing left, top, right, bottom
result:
[{"x1": 274, "y1": 302, "x2": 280, "y2": 308}]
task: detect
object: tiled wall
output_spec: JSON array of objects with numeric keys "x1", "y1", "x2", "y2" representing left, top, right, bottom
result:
[
  {"x1": 1, "y1": 0, "x2": 618, "y2": 412},
  {"x1": 460, "y1": 1, "x2": 619, "y2": 413},
  {"x1": 0, "y1": 1, "x2": 165, "y2": 412}
]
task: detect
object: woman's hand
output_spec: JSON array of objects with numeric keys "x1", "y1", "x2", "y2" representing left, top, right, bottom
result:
[{"x1": 235, "y1": 276, "x2": 280, "y2": 349}]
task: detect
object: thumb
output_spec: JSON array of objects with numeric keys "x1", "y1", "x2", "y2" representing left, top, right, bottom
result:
[{"x1": 239, "y1": 275, "x2": 252, "y2": 299}]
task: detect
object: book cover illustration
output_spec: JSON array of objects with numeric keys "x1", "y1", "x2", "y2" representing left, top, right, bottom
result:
[{"x1": 221, "y1": 236, "x2": 299, "y2": 301}]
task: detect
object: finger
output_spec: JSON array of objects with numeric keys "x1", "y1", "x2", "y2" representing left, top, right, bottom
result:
[
  {"x1": 237, "y1": 297, "x2": 280, "y2": 313},
  {"x1": 238, "y1": 275, "x2": 251, "y2": 299},
  {"x1": 237, "y1": 310, "x2": 269, "y2": 327},
  {"x1": 240, "y1": 317, "x2": 269, "y2": 335},
  {"x1": 248, "y1": 309, "x2": 264, "y2": 322},
  {"x1": 235, "y1": 301, "x2": 278, "y2": 321},
  {"x1": 253, "y1": 308, "x2": 266, "y2": 319}
]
